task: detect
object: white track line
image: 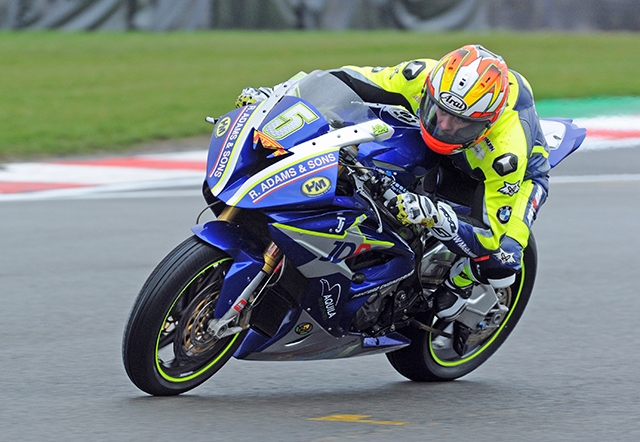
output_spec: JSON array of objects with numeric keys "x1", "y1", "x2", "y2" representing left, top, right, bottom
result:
[{"x1": 552, "y1": 174, "x2": 640, "y2": 184}]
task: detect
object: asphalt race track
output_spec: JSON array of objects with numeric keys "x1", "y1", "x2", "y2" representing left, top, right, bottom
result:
[{"x1": 2, "y1": 145, "x2": 640, "y2": 441}]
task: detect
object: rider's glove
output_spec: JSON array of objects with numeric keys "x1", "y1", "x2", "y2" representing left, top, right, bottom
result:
[
  {"x1": 393, "y1": 192, "x2": 459, "y2": 240},
  {"x1": 394, "y1": 192, "x2": 437, "y2": 227},
  {"x1": 235, "y1": 86, "x2": 273, "y2": 108}
]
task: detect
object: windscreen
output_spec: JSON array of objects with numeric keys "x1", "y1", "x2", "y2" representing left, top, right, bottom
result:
[{"x1": 285, "y1": 70, "x2": 375, "y2": 126}]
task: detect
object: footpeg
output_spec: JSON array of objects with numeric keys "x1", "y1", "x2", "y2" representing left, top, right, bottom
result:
[{"x1": 432, "y1": 322, "x2": 454, "y2": 350}]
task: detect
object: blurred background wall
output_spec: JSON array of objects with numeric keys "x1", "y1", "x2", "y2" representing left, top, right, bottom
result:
[{"x1": 1, "y1": 0, "x2": 639, "y2": 31}]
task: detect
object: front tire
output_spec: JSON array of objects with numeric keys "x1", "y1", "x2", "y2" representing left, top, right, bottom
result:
[
  {"x1": 122, "y1": 236, "x2": 246, "y2": 396},
  {"x1": 387, "y1": 236, "x2": 537, "y2": 382}
]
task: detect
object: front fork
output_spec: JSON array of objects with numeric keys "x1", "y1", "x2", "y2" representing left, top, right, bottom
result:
[{"x1": 206, "y1": 207, "x2": 282, "y2": 339}]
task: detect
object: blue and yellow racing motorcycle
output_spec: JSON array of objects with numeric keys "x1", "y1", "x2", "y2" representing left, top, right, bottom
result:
[{"x1": 122, "y1": 71, "x2": 585, "y2": 396}]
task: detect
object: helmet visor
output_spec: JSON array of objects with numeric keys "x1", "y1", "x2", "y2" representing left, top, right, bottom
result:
[{"x1": 420, "y1": 95, "x2": 490, "y2": 148}]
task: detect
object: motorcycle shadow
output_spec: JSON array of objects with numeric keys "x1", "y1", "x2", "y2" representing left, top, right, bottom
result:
[{"x1": 125, "y1": 357, "x2": 519, "y2": 420}]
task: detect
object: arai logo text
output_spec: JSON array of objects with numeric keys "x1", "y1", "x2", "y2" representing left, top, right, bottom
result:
[{"x1": 439, "y1": 92, "x2": 467, "y2": 112}]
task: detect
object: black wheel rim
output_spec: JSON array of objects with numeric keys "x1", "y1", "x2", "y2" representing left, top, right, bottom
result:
[{"x1": 154, "y1": 258, "x2": 242, "y2": 382}]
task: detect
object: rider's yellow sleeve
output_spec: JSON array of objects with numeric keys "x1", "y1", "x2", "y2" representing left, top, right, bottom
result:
[
  {"x1": 459, "y1": 71, "x2": 547, "y2": 253},
  {"x1": 463, "y1": 113, "x2": 529, "y2": 252},
  {"x1": 333, "y1": 59, "x2": 439, "y2": 112}
]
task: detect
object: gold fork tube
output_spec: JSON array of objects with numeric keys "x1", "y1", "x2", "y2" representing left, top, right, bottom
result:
[
  {"x1": 262, "y1": 242, "x2": 282, "y2": 274},
  {"x1": 217, "y1": 206, "x2": 241, "y2": 222}
]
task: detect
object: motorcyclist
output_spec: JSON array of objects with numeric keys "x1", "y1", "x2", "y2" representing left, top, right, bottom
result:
[{"x1": 236, "y1": 45, "x2": 550, "y2": 353}]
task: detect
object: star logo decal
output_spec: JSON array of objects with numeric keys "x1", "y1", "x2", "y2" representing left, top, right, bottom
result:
[
  {"x1": 493, "y1": 248, "x2": 517, "y2": 265},
  {"x1": 498, "y1": 180, "x2": 520, "y2": 197}
]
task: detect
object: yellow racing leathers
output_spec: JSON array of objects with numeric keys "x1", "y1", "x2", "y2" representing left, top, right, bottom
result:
[{"x1": 329, "y1": 60, "x2": 550, "y2": 284}]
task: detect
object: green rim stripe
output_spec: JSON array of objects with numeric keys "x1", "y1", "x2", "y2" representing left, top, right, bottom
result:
[
  {"x1": 429, "y1": 262, "x2": 526, "y2": 367},
  {"x1": 155, "y1": 257, "x2": 238, "y2": 383}
]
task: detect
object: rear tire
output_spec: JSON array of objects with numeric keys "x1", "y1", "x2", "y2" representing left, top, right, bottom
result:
[
  {"x1": 387, "y1": 236, "x2": 537, "y2": 381},
  {"x1": 122, "y1": 236, "x2": 246, "y2": 396}
]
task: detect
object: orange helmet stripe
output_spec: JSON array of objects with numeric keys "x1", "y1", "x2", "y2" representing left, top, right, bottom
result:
[
  {"x1": 463, "y1": 63, "x2": 504, "y2": 109},
  {"x1": 439, "y1": 47, "x2": 473, "y2": 93}
]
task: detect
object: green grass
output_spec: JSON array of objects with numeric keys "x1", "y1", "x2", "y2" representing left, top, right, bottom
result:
[{"x1": 2, "y1": 31, "x2": 640, "y2": 160}]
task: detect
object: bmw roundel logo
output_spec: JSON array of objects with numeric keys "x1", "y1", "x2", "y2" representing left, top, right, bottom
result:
[{"x1": 497, "y1": 205, "x2": 512, "y2": 224}]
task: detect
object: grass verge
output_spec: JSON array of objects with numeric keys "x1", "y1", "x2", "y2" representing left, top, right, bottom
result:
[{"x1": 2, "y1": 31, "x2": 640, "y2": 159}]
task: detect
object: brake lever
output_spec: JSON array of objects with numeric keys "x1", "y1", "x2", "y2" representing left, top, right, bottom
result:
[{"x1": 350, "y1": 170, "x2": 384, "y2": 233}]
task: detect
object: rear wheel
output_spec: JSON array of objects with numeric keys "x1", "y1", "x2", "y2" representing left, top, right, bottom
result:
[
  {"x1": 122, "y1": 236, "x2": 246, "y2": 396},
  {"x1": 387, "y1": 236, "x2": 537, "y2": 381}
]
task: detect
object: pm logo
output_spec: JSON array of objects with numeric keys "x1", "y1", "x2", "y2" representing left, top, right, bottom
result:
[
  {"x1": 301, "y1": 176, "x2": 331, "y2": 197},
  {"x1": 215, "y1": 116, "x2": 231, "y2": 138},
  {"x1": 439, "y1": 92, "x2": 467, "y2": 112}
]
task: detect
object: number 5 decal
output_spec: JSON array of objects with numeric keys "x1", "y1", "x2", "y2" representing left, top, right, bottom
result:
[{"x1": 262, "y1": 102, "x2": 319, "y2": 140}]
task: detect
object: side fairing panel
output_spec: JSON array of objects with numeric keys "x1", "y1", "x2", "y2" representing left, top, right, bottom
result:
[
  {"x1": 268, "y1": 210, "x2": 396, "y2": 279},
  {"x1": 267, "y1": 209, "x2": 415, "y2": 312},
  {"x1": 219, "y1": 149, "x2": 340, "y2": 209}
]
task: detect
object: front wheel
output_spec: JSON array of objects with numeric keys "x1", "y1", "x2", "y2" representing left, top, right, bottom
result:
[
  {"x1": 387, "y1": 235, "x2": 537, "y2": 382},
  {"x1": 122, "y1": 236, "x2": 246, "y2": 396}
]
